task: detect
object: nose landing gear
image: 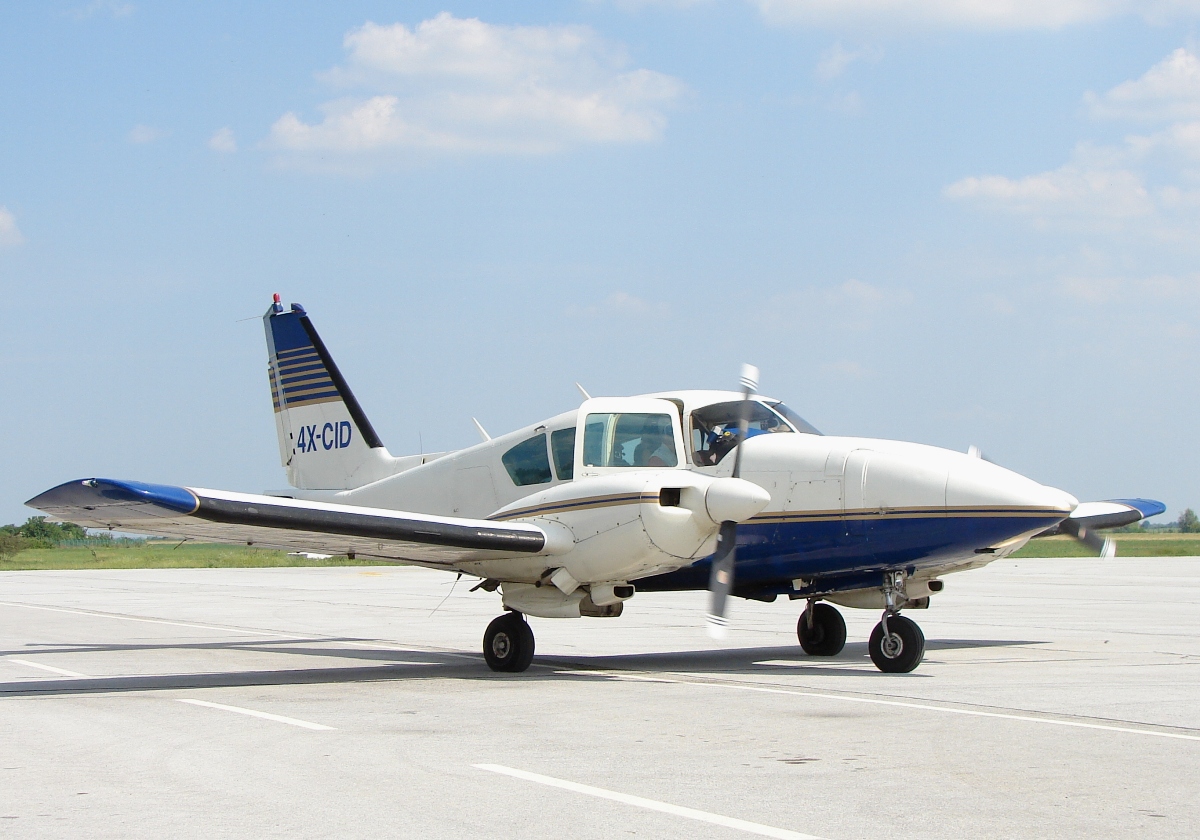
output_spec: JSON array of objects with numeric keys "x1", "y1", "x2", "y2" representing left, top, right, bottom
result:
[
  {"x1": 483, "y1": 612, "x2": 535, "y2": 672},
  {"x1": 867, "y1": 571, "x2": 925, "y2": 673}
]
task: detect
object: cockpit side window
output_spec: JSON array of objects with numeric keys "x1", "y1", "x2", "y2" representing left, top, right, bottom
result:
[
  {"x1": 582, "y1": 413, "x2": 678, "y2": 468},
  {"x1": 550, "y1": 428, "x2": 575, "y2": 481},
  {"x1": 690, "y1": 401, "x2": 797, "y2": 466},
  {"x1": 502, "y1": 433, "x2": 553, "y2": 486}
]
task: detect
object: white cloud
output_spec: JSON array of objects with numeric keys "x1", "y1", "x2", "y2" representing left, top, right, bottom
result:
[
  {"x1": 268, "y1": 14, "x2": 684, "y2": 158},
  {"x1": 820, "y1": 359, "x2": 869, "y2": 378},
  {"x1": 983, "y1": 293, "x2": 1016, "y2": 315},
  {"x1": 568, "y1": 291, "x2": 671, "y2": 318},
  {"x1": 815, "y1": 42, "x2": 881, "y2": 81},
  {"x1": 944, "y1": 165, "x2": 1155, "y2": 219},
  {"x1": 602, "y1": 0, "x2": 714, "y2": 9},
  {"x1": 207, "y1": 127, "x2": 237, "y2": 153},
  {"x1": 947, "y1": 47, "x2": 1200, "y2": 229},
  {"x1": 826, "y1": 278, "x2": 911, "y2": 306},
  {"x1": 1059, "y1": 275, "x2": 1124, "y2": 303},
  {"x1": 753, "y1": 0, "x2": 1200, "y2": 30},
  {"x1": 69, "y1": 1, "x2": 134, "y2": 20},
  {"x1": 0, "y1": 207, "x2": 24, "y2": 248},
  {"x1": 1087, "y1": 48, "x2": 1200, "y2": 121},
  {"x1": 759, "y1": 279, "x2": 910, "y2": 335},
  {"x1": 1058, "y1": 272, "x2": 1200, "y2": 303},
  {"x1": 128, "y1": 124, "x2": 165, "y2": 144}
]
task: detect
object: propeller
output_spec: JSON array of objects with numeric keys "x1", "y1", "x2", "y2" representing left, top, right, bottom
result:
[
  {"x1": 1059, "y1": 518, "x2": 1116, "y2": 558},
  {"x1": 706, "y1": 363, "x2": 759, "y2": 639}
]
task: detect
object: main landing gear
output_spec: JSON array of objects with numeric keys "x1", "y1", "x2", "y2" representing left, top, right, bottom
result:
[
  {"x1": 866, "y1": 571, "x2": 925, "y2": 673},
  {"x1": 483, "y1": 612, "x2": 535, "y2": 672},
  {"x1": 797, "y1": 602, "x2": 847, "y2": 656}
]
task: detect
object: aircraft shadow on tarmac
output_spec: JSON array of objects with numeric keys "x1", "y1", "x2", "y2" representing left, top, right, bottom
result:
[
  {"x1": 0, "y1": 637, "x2": 1044, "y2": 697},
  {"x1": 539, "y1": 638, "x2": 1043, "y2": 678}
]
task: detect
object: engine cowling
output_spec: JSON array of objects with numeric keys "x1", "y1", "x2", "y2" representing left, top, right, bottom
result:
[{"x1": 484, "y1": 471, "x2": 770, "y2": 588}]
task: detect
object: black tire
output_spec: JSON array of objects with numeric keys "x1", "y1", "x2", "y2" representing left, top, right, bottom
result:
[
  {"x1": 483, "y1": 613, "x2": 535, "y2": 673},
  {"x1": 868, "y1": 615, "x2": 925, "y2": 673},
  {"x1": 797, "y1": 603, "x2": 847, "y2": 656}
]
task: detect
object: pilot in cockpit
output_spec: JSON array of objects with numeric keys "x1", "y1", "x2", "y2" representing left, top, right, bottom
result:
[
  {"x1": 633, "y1": 419, "x2": 676, "y2": 467},
  {"x1": 691, "y1": 399, "x2": 815, "y2": 466}
]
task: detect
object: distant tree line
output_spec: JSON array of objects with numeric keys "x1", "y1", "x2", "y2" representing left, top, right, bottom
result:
[
  {"x1": 0, "y1": 517, "x2": 143, "y2": 558},
  {"x1": 1180, "y1": 508, "x2": 1200, "y2": 534}
]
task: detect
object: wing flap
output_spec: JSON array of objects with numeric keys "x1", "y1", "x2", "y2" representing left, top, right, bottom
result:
[{"x1": 26, "y1": 479, "x2": 548, "y2": 564}]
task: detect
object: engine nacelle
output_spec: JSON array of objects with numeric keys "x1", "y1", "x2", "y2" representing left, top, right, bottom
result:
[
  {"x1": 483, "y1": 471, "x2": 770, "y2": 588},
  {"x1": 501, "y1": 583, "x2": 627, "y2": 618}
]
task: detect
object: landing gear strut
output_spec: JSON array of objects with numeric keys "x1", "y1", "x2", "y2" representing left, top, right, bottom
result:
[
  {"x1": 483, "y1": 612, "x2": 535, "y2": 672},
  {"x1": 797, "y1": 601, "x2": 847, "y2": 656},
  {"x1": 867, "y1": 571, "x2": 925, "y2": 673}
]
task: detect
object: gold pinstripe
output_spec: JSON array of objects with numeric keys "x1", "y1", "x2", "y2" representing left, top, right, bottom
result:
[{"x1": 490, "y1": 494, "x2": 1067, "y2": 524}]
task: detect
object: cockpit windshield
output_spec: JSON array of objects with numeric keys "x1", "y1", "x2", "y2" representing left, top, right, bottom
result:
[
  {"x1": 766, "y1": 401, "x2": 822, "y2": 436},
  {"x1": 690, "y1": 400, "x2": 821, "y2": 466}
]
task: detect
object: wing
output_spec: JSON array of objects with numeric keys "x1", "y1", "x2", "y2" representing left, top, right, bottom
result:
[
  {"x1": 26, "y1": 478, "x2": 550, "y2": 568},
  {"x1": 1031, "y1": 497, "x2": 1166, "y2": 556},
  {"x1": 1038, "y1": 498, "x2": 1167, "y2": 535},
  {"x1": 1066, "y1": 498, "x2": 1166, "y2": 531}
]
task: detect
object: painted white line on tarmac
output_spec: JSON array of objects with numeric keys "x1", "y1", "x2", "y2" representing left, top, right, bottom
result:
[
  {"x1": 570, "y1": 669, "x2": 1200, "y2": 743},
  {"x1": 474, "y1": 764, "x2": 826, "y2": 840},
  {"x1": 0, "y1": 601, "x2": 301, "y2": 638},
  {"x1": 754, "y1": 660, "x2": 862, "y2": 669},
  {"x1": 558, "y1": 669, "x2": 675, "y2": 683},
  {"x1": 339, "y1": 660, "x2": 433, "y2": 667},
  {"x1": 175, "y1": 698, "x2": 335, "y2": 730},
  {"x1": 7, "y1": 658, "x2": 89, "y2": 678},
  {"x1": 699, "y1": 681, "x2": 1200, "y2": 742}
]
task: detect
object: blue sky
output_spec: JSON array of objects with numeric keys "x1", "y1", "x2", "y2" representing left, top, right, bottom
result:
[{"x1": 1, "y1": 1, "x2": 1197, "y2": 525}]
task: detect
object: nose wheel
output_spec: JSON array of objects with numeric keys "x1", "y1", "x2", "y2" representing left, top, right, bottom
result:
[
  {"x1": 483, "y1": 612, "x2": 535, "y2": 672},
  {"x1": 863, "y1": 570, "x2": 926, "y2": 673},
  {"x1": 797, "y1": 602, "x2": 847, "y2": 656},
  {"x1": 868, "y1": 613, "x2": 925, "y2": 673}
]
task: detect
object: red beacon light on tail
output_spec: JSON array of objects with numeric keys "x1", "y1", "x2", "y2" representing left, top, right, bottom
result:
[{"x1": 272, "y1": 293, "x2": 284, "y2": 314}]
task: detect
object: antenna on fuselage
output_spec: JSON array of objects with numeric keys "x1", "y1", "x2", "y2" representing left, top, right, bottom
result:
[
  {"x1": 472, "y1": 418, "x2": 492, "y2": 442},
  {"x1": 575, "y1": 382, "x2": 592, "y2": 401}
]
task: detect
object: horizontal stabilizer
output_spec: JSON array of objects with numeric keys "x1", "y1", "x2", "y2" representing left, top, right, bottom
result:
[{"x1": 27, "y1": 478, "x2": 550, "y2": 565}]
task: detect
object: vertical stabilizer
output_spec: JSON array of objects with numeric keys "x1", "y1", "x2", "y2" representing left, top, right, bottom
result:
[{"x1": 264, "y1": 297, "x2": 398, "y2": 489}]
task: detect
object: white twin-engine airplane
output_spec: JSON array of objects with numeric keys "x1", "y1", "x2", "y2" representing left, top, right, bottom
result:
[{"x1": 29, "y1": 296, "x2": 1164, "y2": 674}]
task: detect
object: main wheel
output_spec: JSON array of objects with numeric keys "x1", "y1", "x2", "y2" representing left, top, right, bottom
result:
[
  {"x1": 868, "y1": 614, "x2": 925, "y2": 673},
  {"x1": 483, "y1": 612, "x2": 535, "y2": 673},
  {"x1": 797, "y1": 603, "x2": 847, "y2": 656}
]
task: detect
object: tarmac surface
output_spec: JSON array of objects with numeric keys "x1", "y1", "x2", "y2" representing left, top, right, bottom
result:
[{"x1": 1, "y1": 556, "x2": 1198, "y2": 839}]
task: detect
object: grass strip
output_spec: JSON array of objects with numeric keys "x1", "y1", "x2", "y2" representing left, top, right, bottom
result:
[{"x1": 0, "y1": 542, "x2": 383, "y2": 571}]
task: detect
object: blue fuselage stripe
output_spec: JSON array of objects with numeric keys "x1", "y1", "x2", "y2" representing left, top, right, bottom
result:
[{"x1": 637, "y1": 513, "x2": 1063, "y2": 593}]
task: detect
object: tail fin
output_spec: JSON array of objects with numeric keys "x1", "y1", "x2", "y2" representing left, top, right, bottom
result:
[{"x1": 264, "y1": 297, "x2": 398, "y2": 489}]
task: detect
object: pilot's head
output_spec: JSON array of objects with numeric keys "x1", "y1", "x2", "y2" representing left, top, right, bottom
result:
[{"x1": 643, "y1": 419, "x2": 671, "y2": 444}]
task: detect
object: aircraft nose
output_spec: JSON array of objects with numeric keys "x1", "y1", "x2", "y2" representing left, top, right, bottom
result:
[{"x1": 947, "y1": 457, "x2": 1077, "y2": 514}]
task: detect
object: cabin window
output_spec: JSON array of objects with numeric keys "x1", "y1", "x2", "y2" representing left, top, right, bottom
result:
[
  {"x1": 502, "y1": 433, "x2": 553, "y2": 486},
  {"x1": 582, "y1": 413, "x2": 678, "y2": 468},
  {"x1": 551, "y1": 428, "x2": 575, "y2": 480},
  {"x1": 690, "y1": 400, "x2": 805, "y2": 466}
]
